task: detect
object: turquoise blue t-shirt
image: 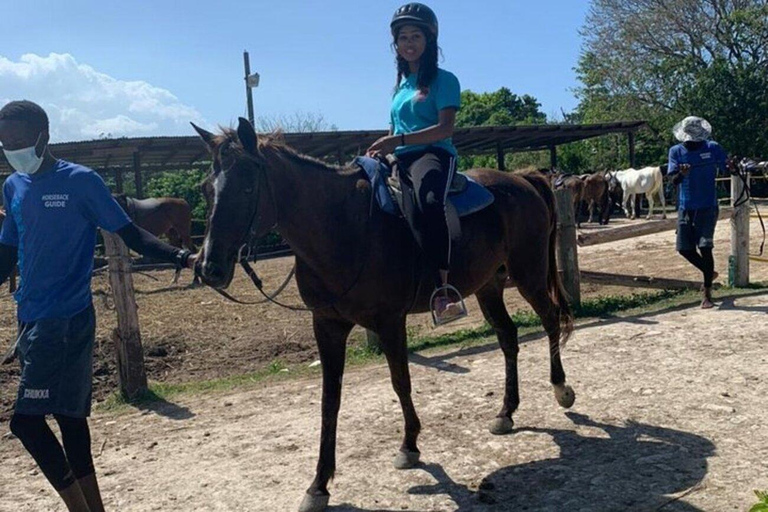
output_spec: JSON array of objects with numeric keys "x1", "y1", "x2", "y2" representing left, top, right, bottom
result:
[
  {"x1": 390, "y1": 68, "x2": 461, "y2": 157},
  {"x1": 0, "y1": 160, "x2": 131, "y2": 322}
]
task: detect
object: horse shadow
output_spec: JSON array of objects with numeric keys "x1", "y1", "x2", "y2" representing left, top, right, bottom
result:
[
  {"x1": 409, "y1": 352, "x2": 471, "y2": 374},
  {"x1": 333, "y1": 413, "x2": 713, "y2": 511},
  {"x1": 462, "y1": 412, "x2": 714, "y2": 511}
]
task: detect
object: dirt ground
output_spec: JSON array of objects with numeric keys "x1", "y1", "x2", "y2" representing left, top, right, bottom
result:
[
  {"x1": 0, "y1": 212, "x2": 766, "y2": 421},
  {"x1": 1, "y1": 286, "x2": 766, "y2": 511}
]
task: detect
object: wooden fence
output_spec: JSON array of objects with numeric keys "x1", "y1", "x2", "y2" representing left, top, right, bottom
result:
[
  {"x1": 104, "y1": 174, "x2": 756, "y2": 393},
  {"x1": 551, "y1": 174, "x2": 751, "y2": 308}
]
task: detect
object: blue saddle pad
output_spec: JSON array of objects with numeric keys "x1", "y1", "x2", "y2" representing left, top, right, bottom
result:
[{"x1": 353, "y1": 156, "x2": 494, "y2": 217}]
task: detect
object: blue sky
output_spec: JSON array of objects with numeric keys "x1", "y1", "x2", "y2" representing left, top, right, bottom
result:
[{"x1": 0, "y1": 0, "x2": 591, "y2": 141}]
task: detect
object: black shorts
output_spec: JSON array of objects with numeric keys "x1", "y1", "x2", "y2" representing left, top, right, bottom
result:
[
  {"x1": 15, "y1": 304, "x2": 96, "y2": 418},
  {"x1": 676, "y1": 207, "x2": 719, "y2": 252}
]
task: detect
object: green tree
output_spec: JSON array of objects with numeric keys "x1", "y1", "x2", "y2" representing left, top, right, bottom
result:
[
  {"x1": 455, "y1": 88, "x2": 549, "y2": 170},
  {"x1": 456, "y1": 88, "x2": 547, "y2": 128},
  {"x1": 573, "y1": 0, "x2": 768, "y2": 170}
]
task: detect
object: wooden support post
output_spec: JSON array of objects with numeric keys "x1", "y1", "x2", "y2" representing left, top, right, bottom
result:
[
  {"x1": 115, "y1": 168, "x2": 124, "y2": 193},
  {"x1": 549, "y1": 146, "x2": 558, "y2": 169},
  {"x1": 729, "y1": 173, "x2": 750, "y2": 286},
  {"x1": 102, "y1": 231, "x2": 147, "y2": 399},
  {"x1": 554, "y1": 188, "x2": 581, "y2": 308},
  {"x1": 133, "y1": 152, "x2": 143, "y2": 199},
  {"x1": 628, "y1": 131, "x2": 636, "y2": 169},
  {"x1": 496, "y1": 142, "x2": 505, "y2": 171}
]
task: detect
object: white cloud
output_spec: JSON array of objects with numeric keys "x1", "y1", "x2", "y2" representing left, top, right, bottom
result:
[{"x1": 0, "y1": 53, "x2": 207, "y2": 142}]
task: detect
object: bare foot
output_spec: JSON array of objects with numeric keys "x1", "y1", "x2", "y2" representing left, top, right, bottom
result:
[{"x1": 701, "y1": 287, "x2": 714, "y2": 309}]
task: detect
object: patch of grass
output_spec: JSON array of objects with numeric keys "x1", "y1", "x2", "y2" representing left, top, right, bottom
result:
[
  {"x1": 574, "y1": 289, "x2": 684, "y2": 317},
  {"x1": 97, "y1": 363, "x2": 306, "y2": 414},
  {"x1": 97, "y1": 285, "x2": 767, "y2": 414},
  {"x1": 267, "y1": 359, "x2": 287, "y2": 374},
  {"x1": 406, "y1": 289, "x2": 686, "y2": 354},
  {"x1": 751, "y1": 490, "x2": 768, "y2": 512}
]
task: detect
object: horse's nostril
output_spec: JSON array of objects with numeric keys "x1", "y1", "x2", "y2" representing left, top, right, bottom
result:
[{"x1": 203, "y1": 261, "x2": 224, "y2": 280}]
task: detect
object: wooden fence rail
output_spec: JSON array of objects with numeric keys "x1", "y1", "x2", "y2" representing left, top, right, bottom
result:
[{"x1": 577, "y1": 209, "x2": 732, "y2": 247}]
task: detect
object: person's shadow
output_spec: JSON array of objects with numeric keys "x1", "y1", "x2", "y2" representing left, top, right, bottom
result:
[{"x1": 334, "y1": 412, "x2": 714, "y2": 511}]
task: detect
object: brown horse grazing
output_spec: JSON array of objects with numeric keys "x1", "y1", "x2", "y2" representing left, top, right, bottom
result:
[
  {"x1": 193, "y1": 118, "x2": 575, "y2": 512},
  {"x1": 0, "y1": 209, "x2": 17, "y2": 293},
  {"x1": 581, "y1": 172, "x2": 612, "y2": 225},
  {"x1": 112, "y1": 194, "x2": 198, "y2": 284}
]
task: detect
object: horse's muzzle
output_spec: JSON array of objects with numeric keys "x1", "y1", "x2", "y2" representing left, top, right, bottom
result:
[{"x1": 200, "y1": 260, "x2": 232, "y2": 289}]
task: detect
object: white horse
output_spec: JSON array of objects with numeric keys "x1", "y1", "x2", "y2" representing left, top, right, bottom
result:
[{"x1": 610, "y1": 166, "x2": 667, "y2": 220}]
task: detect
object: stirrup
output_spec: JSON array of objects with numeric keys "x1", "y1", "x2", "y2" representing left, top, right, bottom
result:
[{"x1": 430, "y1": 284, "x2": 468, "y2": 327}]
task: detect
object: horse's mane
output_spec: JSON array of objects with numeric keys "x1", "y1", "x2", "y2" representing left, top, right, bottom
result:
[{"x1": 215, "y1": 127, "x2": 357, "y2": 176}]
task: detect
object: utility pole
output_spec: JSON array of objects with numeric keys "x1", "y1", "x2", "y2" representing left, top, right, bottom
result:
[{"x1": 243, "y1": 50, "x2": 259, "y2": 128}]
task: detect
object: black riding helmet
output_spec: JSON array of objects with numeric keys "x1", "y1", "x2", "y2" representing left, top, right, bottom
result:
[{"x1": 391, "y1": 3, "x2": 438, "y2": 37}]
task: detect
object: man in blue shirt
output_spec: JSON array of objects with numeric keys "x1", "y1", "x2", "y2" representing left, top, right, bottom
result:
[
  {"x1": 667, "y1": 116, "x2": 730, "y2": 309},
  {"x1": 0, "y1": 100, "x2": 196, "y2": 511}
]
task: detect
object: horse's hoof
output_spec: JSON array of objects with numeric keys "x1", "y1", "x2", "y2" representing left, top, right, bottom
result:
[
  {"x1": 393, "y1": 449, "x2": 420, "y2": 469},
  {"x1": 299, "y1": 492, "x2": 329, "y2": 512},
  {"x1": 489, "y1": 417, "x2": 514, "y2": 435},
  {"x1": 662, "y1": 215, "x2": 667, "y2": 220},
  {"x1": 554, "y1": 384, "x2": 576, "y2": 409}
]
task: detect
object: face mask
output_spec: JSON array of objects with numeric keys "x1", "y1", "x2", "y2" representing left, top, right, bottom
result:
[{"x1": 3, "y1": 133, "x2": 46, "y2": 174}]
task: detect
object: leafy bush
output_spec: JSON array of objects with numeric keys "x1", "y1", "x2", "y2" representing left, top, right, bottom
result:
[
  {"x1": 751, "y1": 490, "x2": 768, "y2": 512},
  {"x1": 145, "y1": 169, "x2": 209, "y2": 221}
]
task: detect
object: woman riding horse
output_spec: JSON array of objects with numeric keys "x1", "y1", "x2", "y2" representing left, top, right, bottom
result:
[{"x1": 366, "y1": 3, "x2": 464, "y2": 325}]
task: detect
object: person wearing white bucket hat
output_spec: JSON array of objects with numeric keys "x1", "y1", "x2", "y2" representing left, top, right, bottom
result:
[{"x1": 667, "y1": 116, "x2": 731, "y2": 309}]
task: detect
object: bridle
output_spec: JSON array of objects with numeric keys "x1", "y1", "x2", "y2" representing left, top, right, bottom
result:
[
  {"x1": 731, "y1": 157, "x2": 765, "y2": 256},
  {"x1": 198, "y1": 151, "x2": 376, "y2": 312}
]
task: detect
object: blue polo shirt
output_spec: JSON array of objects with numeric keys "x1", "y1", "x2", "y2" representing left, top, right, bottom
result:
[
  {"x1": 391, "y1": 68, "x2": 461, "y2": 157},
  {"x1": 668, "y1": 141, "x2": 728, "y2": 210},
  {"x1": 0, "y1": 160, "x2": 131, "y2": 322}
]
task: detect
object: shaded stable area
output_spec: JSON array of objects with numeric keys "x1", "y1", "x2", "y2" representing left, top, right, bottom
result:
[{"x1": 0, "y1": 121, "x2": 646, "y2": 198}]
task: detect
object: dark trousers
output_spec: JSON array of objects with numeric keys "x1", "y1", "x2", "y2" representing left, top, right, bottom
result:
[{"x1": 397, "y1": 147, "x2": 457, "y2": 284}]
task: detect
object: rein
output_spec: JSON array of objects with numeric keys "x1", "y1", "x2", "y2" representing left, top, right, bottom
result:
[
  {"x1": 201, "y1": 157, "x2": 377, "y2": 312},
  {"x1": 731, "y1": 159, "x2": 765, "y2": 256}
]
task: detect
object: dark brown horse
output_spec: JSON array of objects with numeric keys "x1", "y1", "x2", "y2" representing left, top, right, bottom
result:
[
  {"x1": 193, "y1": 118, "x2": 575, "y2": 512},
  {"x1": 0, "y1": 209, "x2": 16, "y2": 293},
  {"x1": 113, "y1": 194, "x2": 197, "y2": 284},
  {"x1": 553, "y1": 174, "x2": 586, "y2": 227},
  {"x1": 582, "y1": 171, "x2": 612, "y2": 225}
]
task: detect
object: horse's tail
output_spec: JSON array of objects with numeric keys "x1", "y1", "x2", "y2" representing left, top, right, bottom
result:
[
  {"x1": 649, "y1": 167, "x2": 664, "y2": 200},
  {"x1": 520, "y1": 171, "x2": 575, "y2": 346}
]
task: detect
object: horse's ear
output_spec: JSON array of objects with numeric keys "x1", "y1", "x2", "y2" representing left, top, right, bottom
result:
[
  {"x1": 191, "y1": 123, "x2": 216, "y2": 150},
  {"x1": 237, "y1": 117, "x2": 258, "y2": 154}
]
